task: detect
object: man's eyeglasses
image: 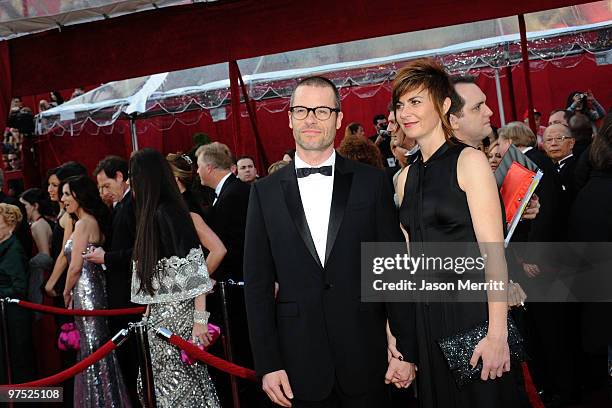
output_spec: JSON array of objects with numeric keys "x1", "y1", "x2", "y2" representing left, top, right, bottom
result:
[
  {"x1": 289, "y1": 106, "x2": 340, "y2": 121},
  {"x1": 543, "y1": 135, "x2": 573, "y2": 144}
]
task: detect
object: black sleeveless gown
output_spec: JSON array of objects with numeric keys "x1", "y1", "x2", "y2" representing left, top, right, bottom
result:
[{"x1": 399, "y1": 140, "x2": 521, "y2": 408}]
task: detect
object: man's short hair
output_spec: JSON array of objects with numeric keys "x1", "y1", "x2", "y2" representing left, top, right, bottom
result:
[
  {"x1": 196, "y1": 142, "x2": 234, "y2": 170},
  {"x1": 499, "y1": 122, "x2": 536, "y2": 148},
  {"x1": 544, "y1": 123, "x2": 572, "y2": 139},
  {"x1": 290, "y1": 76, "x2": 341, "y2": 109},
  {"x1": 93, "y1": 155, "x2": 129, "y2": 180},
  {"x1": 549, "y1": 109, "x2": 573, "y2": 123},
  {"x1": 569, "y1": 113, "x2": 593, "y2": 144},
  {"x1": 237, "y1": 155, "x2": 255, "y2": 165},
  {"x1": 372, "y1": 114, "x2": 386, "y2": 125},
  {"x1": 449, "y1": 75, "x2": 477, "y2": 118}
]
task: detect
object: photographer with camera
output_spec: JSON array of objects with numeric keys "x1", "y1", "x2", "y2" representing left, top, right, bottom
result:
[
  {"x1": 566, "y1": 90, "x2": 606, "y2": 123},
  {"x1": 369, "y1": 113, "x2": 396, "y2": 168}
]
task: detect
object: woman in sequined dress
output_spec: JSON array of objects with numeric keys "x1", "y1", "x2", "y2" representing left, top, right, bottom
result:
[
  {"x1": 130, "y1": 148, "x2": 220, "y2": 408},
  {"x1": 61, "y1": 175, "x2": 131, "y2": 407}
]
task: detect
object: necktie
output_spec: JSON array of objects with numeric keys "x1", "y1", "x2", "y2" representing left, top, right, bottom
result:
[{"x1": 296, "y1": 166, "x2": 332, "y2": 178}]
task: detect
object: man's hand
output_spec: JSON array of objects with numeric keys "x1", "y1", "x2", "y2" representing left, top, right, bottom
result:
[
  {"x1": 507, "y1": 280, "x2": 527, "y2": 308},
  {"x1": 523, "y1": 263, "x2": 541, "y2": 278},
  {"x1": 262, "y1": 370, "x2": 293, "y2": 407},
  {"x1": 385, "y1": 357, "x2": 416, "y2": 389},
  {"x1": 521, "y1": 194, "x2": 540, "y2": 220},
  {"x1": 83, "y1": 247, "x2": 105, "y2": 265}
]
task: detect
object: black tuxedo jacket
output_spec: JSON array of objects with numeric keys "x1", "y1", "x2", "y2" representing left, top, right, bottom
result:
[
  {"x1": 520, "y1": 148, "x2": 563, "y2": 242},
  {"x1": 104, "y1": 192, "x2": 136, "y2": 308},
  {"x1": 205, "y1": 174, "x2": 250, "y2": 282},
  {"x1": 243, "y1": 154, "x2": 415, "y2": 400}
]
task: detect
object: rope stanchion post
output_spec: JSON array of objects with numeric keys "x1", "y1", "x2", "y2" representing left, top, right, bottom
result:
[
  {"x1": 219, "y1": 281, "x2": 240, "y2": 408},
  {"x1": 133, "y1": 321, "x2": 156, "y2": 407},
  {"x1": 0, "y1": 299, "x2": 13, "y2": 385}
]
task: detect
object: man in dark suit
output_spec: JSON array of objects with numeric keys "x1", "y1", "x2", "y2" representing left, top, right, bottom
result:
[
  {"x1": 543, "y1": 123, "x2": 578, "y2": 238},
  {"x1": 197, "y1": 142, "x2": 250, "y2": 282},
  {"x1": 84, "y1": 155, "x2": 138, "y2": 403},
  {"x1": 244, "y1": 77, "x2": 417, "y2": 407},
  {"x1": 196, "y1": 142, "x2": 253, "y2": 406}
]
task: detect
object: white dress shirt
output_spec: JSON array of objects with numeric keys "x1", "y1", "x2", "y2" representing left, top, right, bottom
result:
[
  {"x1": 213, "y1": 172, "x2": 232, "y2": 206},
  {"x1": 294, "y1": 151, "x2": 335, "y2": 266}
]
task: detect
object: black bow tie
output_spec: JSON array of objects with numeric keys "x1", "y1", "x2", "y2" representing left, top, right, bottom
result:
[{"x1": 296, "y1": 165, "x2": 333, "y2": 178}]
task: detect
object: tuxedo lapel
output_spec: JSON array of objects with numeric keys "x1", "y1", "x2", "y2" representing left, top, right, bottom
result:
[
  {"x1": 280, "y1": 163, "x2": 323, "y2": 269},
  {"x1": 324, "y1": 155, "x2": 352, "y2": 266},
  {"x1": 216, "y1": 173, "x2": 235, "y2": 204}
]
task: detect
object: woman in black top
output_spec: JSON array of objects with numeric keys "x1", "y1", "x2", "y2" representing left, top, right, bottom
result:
[
  {"x1": 45, "y1": 162, "x2": 88, "y2": 296},
  {"x1": 392, "y1": 59, "x2": 519, "y2": 407},
  {"x1": 166, "y1": 153, "x2": 226, "y2": 275}
]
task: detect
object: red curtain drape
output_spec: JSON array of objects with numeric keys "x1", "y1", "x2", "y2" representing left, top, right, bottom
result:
[
  {"x1": 28, "y1": 56, "x2": 612, "y2": 184},
  {"x1": 0, "y1": 40, "x2": 11, "y2": 181},
  {"x1": 8, "y1": 0, "x2": 596, "y2": 97}
]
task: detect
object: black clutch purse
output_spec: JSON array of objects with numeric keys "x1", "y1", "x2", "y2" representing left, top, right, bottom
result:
[{"x1": 437, "y1": 317, "x2": 527, "y2": 388}]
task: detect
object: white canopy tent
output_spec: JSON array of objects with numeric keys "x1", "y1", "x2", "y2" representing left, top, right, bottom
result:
[{"x1": 34, "y1": 0, "x2": 611, "y2": 148}]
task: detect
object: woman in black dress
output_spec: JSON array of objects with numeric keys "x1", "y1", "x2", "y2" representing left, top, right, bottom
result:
[
  {"x1": 166, "y1": 153, "x2": 226, "y2": 275},
  {"x1": 392, "y1": 59, "x2": 520, "y2": 407}
]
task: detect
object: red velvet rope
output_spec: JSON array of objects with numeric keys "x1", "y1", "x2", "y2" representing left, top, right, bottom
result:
[
  {"x1": 13, "y1": 299, "x2": 145, "y2": 316},
  {"x1": 0, "y1": 339, "x2": 118, "y2": 387},
  {"x1": 168, "y1": 334, "x2": 257, "y2": 382}
]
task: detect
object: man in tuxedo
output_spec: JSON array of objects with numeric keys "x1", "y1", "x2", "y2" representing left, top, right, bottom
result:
[
  {"x1": 84, "y1": 155, "x2": 138, "y2": 402},
  {"x1": 244, "y1": 76, "x2": 416, "y2": 407},
  {"x1": 196, "y1": 142, "x2": 254, "y2": 406},
  {"x1": 543, "y1": 124, "x2": 577, "y2": 196},
  {"x1": 197, "y1": 142, "x2": 250, "y2": 282}
]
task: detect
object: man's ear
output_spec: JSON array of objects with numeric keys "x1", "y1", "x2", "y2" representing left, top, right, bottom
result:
[
  {"x1": 336, "y1": 111, "x2": 344, "y2": 130},
  {"x1": 449, "y1": 113, "x2": 460, "y2": 131},
  {"x1": 115, "y1": 171, "x2": 124, "y2": 183},
  {"x1": 288, "y1": 111, "x2": 293, "y2": 129}
]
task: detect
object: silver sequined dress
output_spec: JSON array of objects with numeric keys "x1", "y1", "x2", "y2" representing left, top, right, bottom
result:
[
  {"x1": 65, "y1": 239, "x2": 131, "y2": 408},
  {"x1": 131, "y1": 246, "x2": 220, "y2": 408}
]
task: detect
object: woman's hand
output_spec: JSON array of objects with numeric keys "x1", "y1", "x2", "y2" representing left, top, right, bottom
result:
[
  {"x1": 45, "y1": 280, "x2": 59, "y2": 297},
  {"x1": 192, "y1": 322, "x2": 212, "y2": 347},
  {"x1": 63, "y1": 291, "x2": 73, "y2": 309},
  {"x1": 386, "y1": 332, "x2": 403, "y2": 363},
  {"x1": 470, "y1": 334, "x2": 511, "y2": 381}
]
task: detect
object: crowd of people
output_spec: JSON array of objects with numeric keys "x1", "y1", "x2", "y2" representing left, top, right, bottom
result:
[{"x1": 0, "y1": 57, "x2": 610, "y2": 408}]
